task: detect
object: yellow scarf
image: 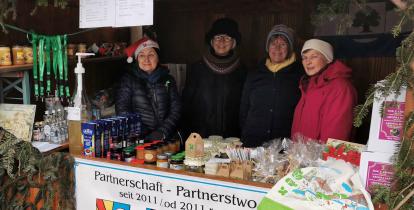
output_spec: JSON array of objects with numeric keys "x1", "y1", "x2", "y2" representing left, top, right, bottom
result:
[{"x1": 265, "y1": 54, "x2": 296, "y2": 73}]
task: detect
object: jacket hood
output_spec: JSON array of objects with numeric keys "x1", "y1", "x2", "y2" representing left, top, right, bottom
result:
[{"x1": 302, "y1": 60, "x2": 352, "y2": 89}]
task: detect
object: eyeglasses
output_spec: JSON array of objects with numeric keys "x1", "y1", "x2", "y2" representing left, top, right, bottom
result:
[{"x1": 213, "y1": 35, "x2": 233, "y2": 42}]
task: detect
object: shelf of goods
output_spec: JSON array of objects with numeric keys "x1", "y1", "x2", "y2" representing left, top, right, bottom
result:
[
  {"x1": 0, "y1": 56, "x2": 125, "y2": 104},
  {"x1": 74, "y1": 156, "x2": 272, "y2": 210}
]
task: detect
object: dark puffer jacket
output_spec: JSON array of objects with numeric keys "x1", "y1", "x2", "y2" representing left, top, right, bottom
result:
[
  {"x1": 115, "y1": 65, "x2": 181, "y2": 138},
  {"x1": 240, "y1": 60, "x2": 304, "y2": 147}
]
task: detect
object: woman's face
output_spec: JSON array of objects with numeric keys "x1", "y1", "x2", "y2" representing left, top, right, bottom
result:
[
  {"x1": 268, "y1": 36, "x2": 289, "y2": 64},
  {"x1": 137, "y1": 48, "x2": 159, "y2": 73},
  {"x1": 302, "y1": 49, "x2": 329, "y2": 76},
  {"x1": 212, "y1": 34, "x2": 234, "y2": 56}
]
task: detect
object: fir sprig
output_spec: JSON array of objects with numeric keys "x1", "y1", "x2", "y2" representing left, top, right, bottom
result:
[{"x1": 0, "y1": 127, "x2": 75, "y2": 209}]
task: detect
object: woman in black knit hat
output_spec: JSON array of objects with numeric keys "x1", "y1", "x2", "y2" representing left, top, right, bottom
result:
[
  {"x1": 181, "y1": 18, "x2": 247, "y2": 139},
  {"x1": 240, "y1": 24, "x2": 304, "y2": 147}
]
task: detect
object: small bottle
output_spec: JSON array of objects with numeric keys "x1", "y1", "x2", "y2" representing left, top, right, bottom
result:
[{"x1": 43, "y1": 111, "x2": 51, "y2": 142}]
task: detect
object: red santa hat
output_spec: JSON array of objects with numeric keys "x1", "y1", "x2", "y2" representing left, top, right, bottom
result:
[{"x1": 124, "y1": 37, "x2": 160, "y2": 63}]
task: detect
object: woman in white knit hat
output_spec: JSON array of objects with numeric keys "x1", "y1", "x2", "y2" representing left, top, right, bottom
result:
[{"x1": 291, "y1": 39, "x2": 357, "y2": 143}]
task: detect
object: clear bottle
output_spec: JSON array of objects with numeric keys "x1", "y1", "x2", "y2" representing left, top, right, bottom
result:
[
  {"x1": 68, "y1": 53, "x2": 94, "y2": 155},
  {"x1": 50, "y1": 110, "x2": 60, "y2": 144},
  {"x1": 43, "y1": 111, "x2": 51, "y2": 142}
]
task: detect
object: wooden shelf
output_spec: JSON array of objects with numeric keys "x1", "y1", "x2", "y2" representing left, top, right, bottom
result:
[
  {"x1": 0, "y1": 64, "x2": 33, "y2": 74},
  {"x1": 0, "y1": 56, "x2": 126, "y2": 74},
  {"x1": 68, "y1": 55, "x2": 126, "y2": 64}
]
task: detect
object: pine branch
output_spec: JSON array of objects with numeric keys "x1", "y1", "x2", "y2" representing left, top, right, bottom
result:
[{"x1": 393, "y1": 187, "x2": 414, "y2": 210}]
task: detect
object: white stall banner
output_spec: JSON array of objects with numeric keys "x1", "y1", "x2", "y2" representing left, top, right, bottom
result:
[{"x1": 75, "y1": 158, "x2": 269, "y2": 210}]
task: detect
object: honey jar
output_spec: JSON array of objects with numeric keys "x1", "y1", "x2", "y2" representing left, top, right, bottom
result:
[
  {"x1": 77, "y1": 43, "x2": 87, "y2": 53},
  {"x1": 156, "y1": 154, "x2": 169, "y2": 168},
  {"x1": 135, "y1": 145, "x2": 145, "y2": 160},
  {"x1": 67, "y1": 44, "x2": 76, "y2": 57},
  {"x1": 144, "y1": 146, "x2": 157, "y2": 164},
  {"x1": 23, "y1": 46, "x2": 33, "y2": 64},
  {"x1": 12, "y1": 45, "x2": 24, "y2": 65},
  {"x1": 0, "y1": 46, "x2": 12, "y2": 66}
]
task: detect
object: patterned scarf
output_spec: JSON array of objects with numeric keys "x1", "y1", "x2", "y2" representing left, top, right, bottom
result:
[{"x1": 202, "y1": 48, "x2": 240, "y2": 74}]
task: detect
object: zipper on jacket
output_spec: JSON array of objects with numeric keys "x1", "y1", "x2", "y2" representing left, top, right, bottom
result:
[{"x1": 151, "y1": 83, "x2": 160, "y2": 125}]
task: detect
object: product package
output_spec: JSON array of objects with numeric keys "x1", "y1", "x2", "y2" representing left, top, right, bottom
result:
[
  {"x1": 359, "y1": 151, "x2": 394, "y2": 192},
  {"x1": 367, "y1": 82, "x2": 406, "y2": 154}
]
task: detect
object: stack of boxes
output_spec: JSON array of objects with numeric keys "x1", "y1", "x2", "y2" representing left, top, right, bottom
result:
[
  {"x1": 81, "y1": 114, "x2": 142, "y2": 161},
  {"x1": 359, "y1": 81, "x2": 406, "y2": 192}
]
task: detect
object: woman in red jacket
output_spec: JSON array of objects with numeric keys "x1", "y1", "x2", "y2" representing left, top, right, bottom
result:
[{"x1": 291, "y1": 39, "x2": 357, "y2": 143}]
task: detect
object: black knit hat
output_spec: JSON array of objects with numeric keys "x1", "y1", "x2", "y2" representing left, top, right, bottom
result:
[{"x1": 205, "y1": 18, "x2": 241, "y2": 46}]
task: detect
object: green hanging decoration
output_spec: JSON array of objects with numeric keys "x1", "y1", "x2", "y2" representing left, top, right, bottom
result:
[
  {"x1": 63, "y1": 35, "x2": 70, "y2": 99},
  {"x1": 30, "y1": 34, "x2": 70, "y2": 101},
  {"x1": 31, "y1": 33, "x2": 39, "y2": 100}
]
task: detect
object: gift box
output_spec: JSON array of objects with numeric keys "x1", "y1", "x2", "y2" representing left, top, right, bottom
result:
[
  {"x1": 359, "y1": 151, "x2": 394, "y2": 192},
  {"x1": 367, "y1": 82, "x2": 406, "y2": 154}
]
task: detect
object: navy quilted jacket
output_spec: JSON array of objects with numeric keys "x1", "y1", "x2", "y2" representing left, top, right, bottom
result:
[{"x1": 115, "y1": 65, "x2": 181, "y2": 138}]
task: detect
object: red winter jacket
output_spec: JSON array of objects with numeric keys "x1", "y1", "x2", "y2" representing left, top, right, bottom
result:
[{"x1": 291, "y1": 60, "x2": 357, "y2": 143}]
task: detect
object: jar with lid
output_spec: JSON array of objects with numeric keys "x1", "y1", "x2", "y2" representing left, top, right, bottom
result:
[
  {"x1": 77, "y1": 43, "x2": 87, "y2": 53},
  {"x1": 123, "y1": 147, "x2": 135, "y2": 163},
  {"x1": 169, "y1": 156, "x2": 184, "y2": 170},
  {"x1": 135, "y1": 145, "x2": 145, "y2": 160},
  {"x1": 156, "y1": 154, "x2": 169, "y2": 168},
  {"x1": 0, "y1": 46, "x2": 12, "y2": 66},
  {"x1": 12, "y1": 45, "x2": 24, "y2": 65},
  {"x1": 23, "y1": 46, "x2": 33, "y2": 64},
  {"x1": 67, "y1": 44, "x2": 76, "y2": 57},
  {"x1": 144, "y1": 146, "x2": 157, "y2": 164}
]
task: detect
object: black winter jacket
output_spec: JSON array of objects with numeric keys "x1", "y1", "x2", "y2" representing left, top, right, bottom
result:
[
  {"x1": 240, "y1": 60, "x2": 304, "y2": 147},
  {"x1": 181, "y1": 60, "x2": 246, "y2": 138},
  {"x1": 115, "y1": 65, "x2": 181, "y2": 138}
]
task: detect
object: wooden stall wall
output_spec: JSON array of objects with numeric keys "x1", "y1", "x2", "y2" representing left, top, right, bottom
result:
[
  {"x1": 0, "y1": 0, "x2": 130, "y2": 119},
  {"x1": 153, "y1": 0, "x2": 397, "y2": 144}
]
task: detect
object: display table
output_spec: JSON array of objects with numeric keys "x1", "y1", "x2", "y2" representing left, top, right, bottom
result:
[{"x1": 74, "y1": 156, "x2": 272, "y2": 210}]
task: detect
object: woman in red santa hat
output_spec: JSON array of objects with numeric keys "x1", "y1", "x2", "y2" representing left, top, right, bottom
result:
[{"x1": 115, "y1": 38, "x2": 181, "y2": 141}]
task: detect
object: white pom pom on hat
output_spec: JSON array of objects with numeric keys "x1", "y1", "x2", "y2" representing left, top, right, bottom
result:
[
  {"x1": 124, "y1": 37, "x2": 160, "y2": 63},
  {"x1": 301, "y1": 39, "x2": 334, "y2": 63}
]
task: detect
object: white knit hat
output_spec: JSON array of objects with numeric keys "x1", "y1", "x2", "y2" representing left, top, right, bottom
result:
[{"x1": 301, "y1": 39, "x2": 334, "y2": 63}]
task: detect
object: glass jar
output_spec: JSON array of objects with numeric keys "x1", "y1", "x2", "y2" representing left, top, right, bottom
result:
[
  {"x1": 12, "y1": 45, "x2": 24, "y2": 65},
  {"x1": 67, "y1": 44, "x2": 76, "y2": 57},
  {"x1": 169, "y1": 157, "x2": 184, "y2": 170},
  {"x1": 0, "y1": 46, "x2": 12, "y2": 66},
  {"x1": 156, "y1": 154, "x2": 169, "y2": 168},
  {"x1": 135, "y1": 145, "x2": 145, "y2": 160},
  {"x1": 23, "y1": 46, "x2": 33, "y2": 64},
  {"x1": 144, "y1": 146, "x2": 157, "y2": 164},
  {"x1": 123, "y1": 147, "x2": 135, "y2": 163}
]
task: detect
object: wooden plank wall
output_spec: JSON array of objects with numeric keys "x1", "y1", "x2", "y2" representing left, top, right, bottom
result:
[{"x1": 154, "y1": 0, "x2": 397, "y2": 144}]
